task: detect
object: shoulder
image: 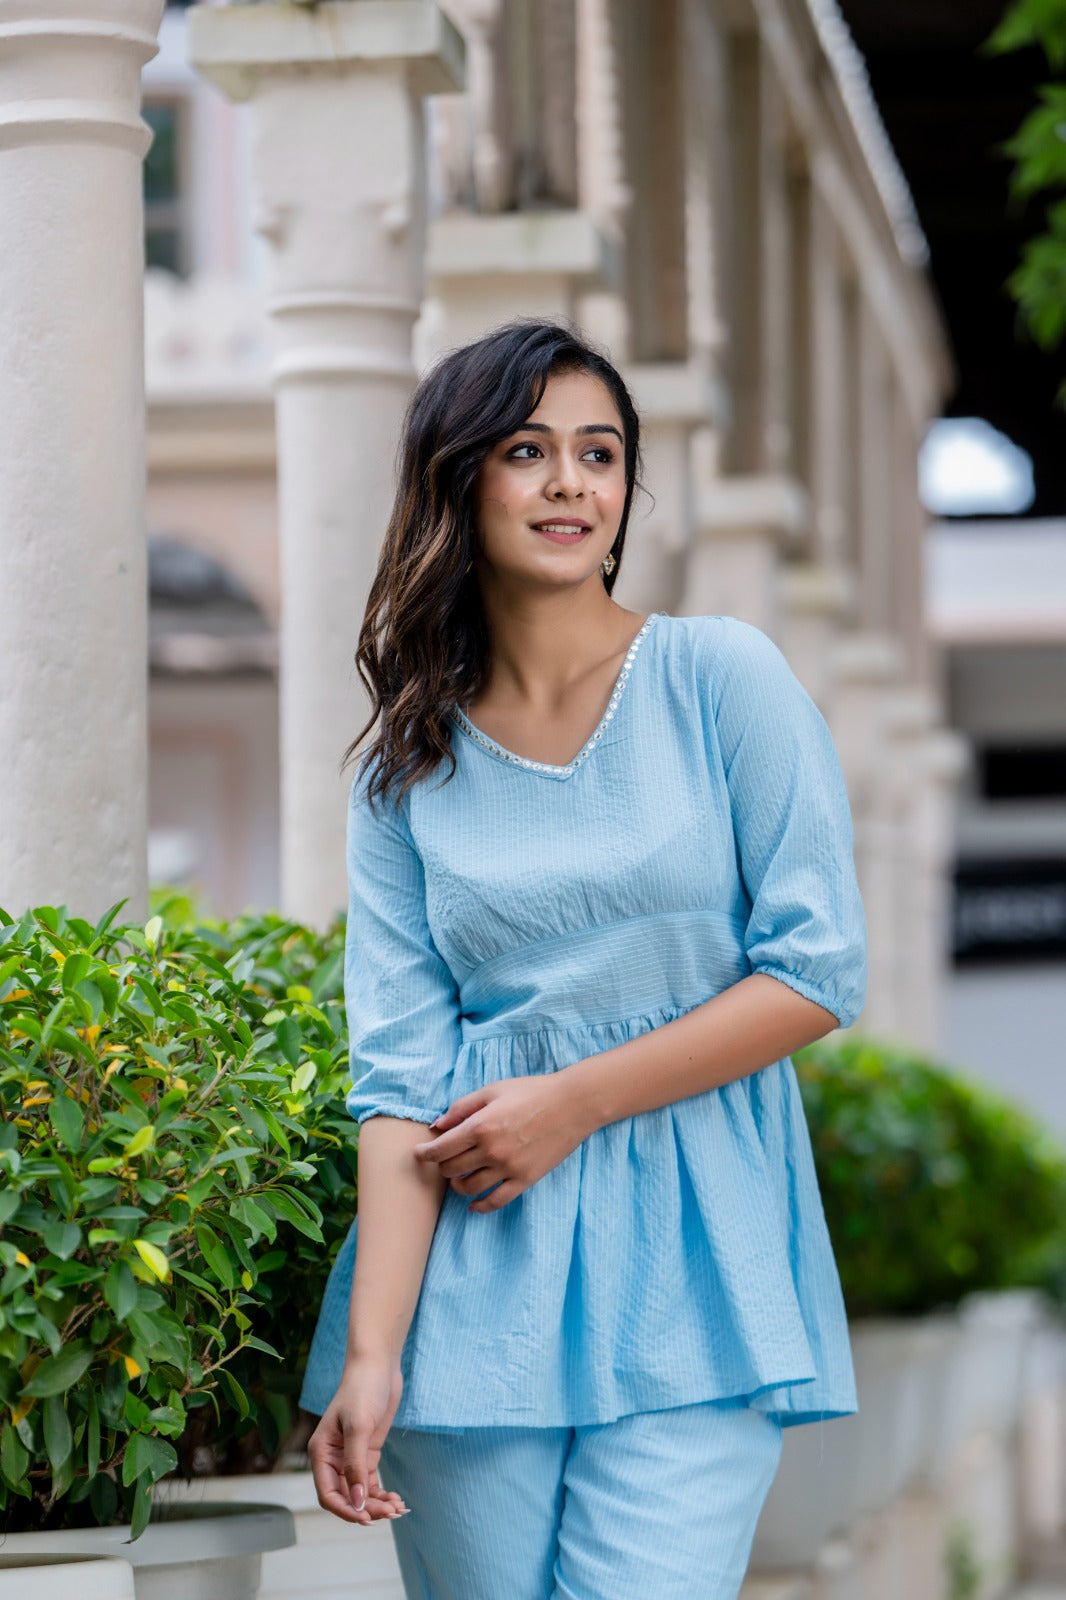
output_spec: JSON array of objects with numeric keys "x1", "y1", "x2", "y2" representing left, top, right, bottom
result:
[
  {"x1": 659, "y1": 613, "x2": 793, "y2": 702},
  {"x1": 347, "y1": 752, "x2": 416, "y2": 845}
]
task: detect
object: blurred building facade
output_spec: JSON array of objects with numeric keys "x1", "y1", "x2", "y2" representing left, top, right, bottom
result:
[
  {"x1": 144, "y1": 0, "x2": 967, "y2": 1061},
  {"x1": 926, "y1": 519, "x2": 1066, "y2": 1134}
]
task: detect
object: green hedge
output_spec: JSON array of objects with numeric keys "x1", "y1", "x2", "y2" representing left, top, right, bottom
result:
[
  {"x1": 795, "y1": 1035, "x2": 1066, "y2": 1317},
  {"x1": 0, "y1": 898, "x2": 355, "y2": 1533}
]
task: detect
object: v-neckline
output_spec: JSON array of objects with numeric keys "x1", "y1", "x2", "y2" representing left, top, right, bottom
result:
[{"x1": 451, "y1": 612, "x2": 662, "y2": 781}]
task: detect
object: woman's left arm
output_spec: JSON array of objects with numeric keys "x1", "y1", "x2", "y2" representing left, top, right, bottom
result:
[
  {"x1": 559, "y1": 969, "x2": 838, "y2": 1132},
  {"x1": 412, "y1": 974, "x2": 837, "y2": 1210}
]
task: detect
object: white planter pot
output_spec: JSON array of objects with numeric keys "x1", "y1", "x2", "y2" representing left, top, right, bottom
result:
[
  {"x1": 752, "y1": 1316, "x2": 943, "y2": 1569},
  {"x1": 0, "y1": 1555, "x2": 135, "y2": 1600},
  {"x1": 1018, "y1": 1309, "x2": 1066, "y2": 1543},
  {"x1": 158, "y1": 1473, "x2": 404, "y2": 1600},
  {"x1": 2, "y1": 1502, "x2": 295, "y2": 1600},
  {"x1": 954, "y1": 1289, "x2": 1046, "y2": 1441}
]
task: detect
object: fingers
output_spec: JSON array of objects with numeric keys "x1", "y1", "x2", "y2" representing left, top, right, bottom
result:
[
  {"x1": 413, "y1": 1127, "x2": 480, "y2": 1167},
  {"x1": 308, "y1": 1413, "x2": 411, "y2": 1525},
  {"x1": 468, "y1": 1178, "x2": 524, "y2": 1213},
  {"x1": 448, "y1": 1165, "x2": 503, "y2": 1195}
]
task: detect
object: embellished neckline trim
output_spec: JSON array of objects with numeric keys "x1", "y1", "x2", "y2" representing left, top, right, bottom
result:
[{"x1": 452, "y1": 612, "x2": 662, "y2": 780}]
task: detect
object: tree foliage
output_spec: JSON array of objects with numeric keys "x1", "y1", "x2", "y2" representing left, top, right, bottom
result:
[{"x1": 986, "y1": 0, "x2": 1066, "y2": 383}]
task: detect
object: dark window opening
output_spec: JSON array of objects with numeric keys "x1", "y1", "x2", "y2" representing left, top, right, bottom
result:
[
  {"x1": 144, "y1": 99, "x2": 189, "y2": 277},
  {"x1": 980, "y1": 744, "x2": 1066, "y2": 802},
  {"x1": 953, "y1": 858, "x2": 1066, "y2": 963}
]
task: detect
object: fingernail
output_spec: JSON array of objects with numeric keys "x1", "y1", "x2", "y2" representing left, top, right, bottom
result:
[{"x1": 353, "y1": 1485, "x2": 365, "y2": 1510}]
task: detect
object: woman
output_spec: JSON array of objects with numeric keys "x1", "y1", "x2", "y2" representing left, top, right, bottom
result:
[{"x1": 300, "y1": 318, "x2": 867, "y2": 1599}]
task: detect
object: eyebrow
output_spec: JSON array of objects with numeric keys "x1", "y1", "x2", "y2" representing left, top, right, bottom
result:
[{"x1": 513, "y1": 421, "x2": 624, "y2": 445}]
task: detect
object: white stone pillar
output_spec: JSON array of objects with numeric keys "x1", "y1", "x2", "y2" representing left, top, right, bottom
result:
[
  {"x1": 613, "y1": 362, "x2": 726, "y2": 618},
  {"x1": 828, "y1": 631, "x2": 906, "y2": 1038},
  {"x1": 681, "y1": 474, "x2": 809, "y2": 641},
  {"x1": 0, "y1": 0, "x2": 163, "y2": 922},
  {"x1": 189, "y1": 2, "x2": 463, "y2": 929}
]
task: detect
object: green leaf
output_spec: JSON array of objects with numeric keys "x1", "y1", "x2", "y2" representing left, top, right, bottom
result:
[
  {"x1": 23, "y1": 1341, "x2": 93, "y2": 1396},
  {"x1": 129, "y1": 1474, "x2": 152, "y2": 1540},
  {"x1": 124, "y1": 1125, "x2": 155, "y2": 1158},
  {"x1": 41, "y1": 1221, "x2": 82, "y2": 1261},
  {"x1": 264, "y1": 1189, "x2": 322, "y2": 1241},
  {"x1": 123, "y1": 1389, "x2": 151, "y2": 1430},
  {"x1": 133, "y1": 1240, "x2": 171, "y2": 1284},
  {"x1": 7, "y1": 1012, "x2": 41, "y2": 1041},
  {"x1": 128, "y1": 974, "x2": 164, "y2": 1017},
  {"x1": 214, "y1": 1367, "x2": 250, "y2": 1420},
  {"x1": 48, "y1": 1094, "x2": 84, "y2": 1153},
  {"x1": 126, "y1": 1308, "x2": 188, "y2": 1368},
  {"x1": 0, "y1": 1419, "x2": 29, "y2": 1487},
  {"x1": 242, "y1": 1335, "x2": 281, "y2": 1361},
  {"x1": 91, "y1": 969, "x2": 120, "y2": 1013},
  {"x1": 123, "y1": 1430, "x2": 178, "y2": 1488},
  {"x1": 105, "y1": 1259, "x2": 139, "y2": 1321},
  {"x1": 140, "y1": 1043, "x2": 174, "y2": 1069},
  {"x1": 43, "y1": 1394, "x2": 73, "y2": 1472},
  {"x1": 276, "y1": 1182, "x2": 323, "y2": 1227},
  {"x1": 61, "y1": 952, "x2": 91, "y2": 993},
  {"x1": 231, "y1": 1015, "x2": 255, "y2": 1051},
  {"x1": 290, "y1": 1061, "x2": 317, "y2": 1094},
  {"x1": 231, "y1": 1195, "x2": 277, "y2": 1244},
  {"x1": 275, "y1": 1016, "x2": 303, "y2": 1067},
  {"x1": 90, "y1": 1470, "x2": 118, "y2": 1526},
  {"x1": 194, "y1": 1223, "x2": 236, "y2": 1290},
  {"x1": 86, "y1": 1388, "x2": 101, "y2": 1477},
  {"x1": 185, "y1": 1174, "x2": 217, "y2": 1211}
]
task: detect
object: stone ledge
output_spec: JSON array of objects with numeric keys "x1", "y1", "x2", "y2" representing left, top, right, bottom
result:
[
  {"x1": 427, "y1": 210, "x2": 622, "y2": 291},
  {"x1": 188, "y1": 0, "x2": 464, "y2": 100},
  {"x1": 695, "y1": 473, "x2": 810, "y2": 547},
  {"x1": 623, "y1": 360, "x2": 729, "y2": 431}
]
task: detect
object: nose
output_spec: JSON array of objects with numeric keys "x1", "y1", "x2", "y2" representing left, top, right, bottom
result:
[{"x1": 544, "y1": 445, "x2": 586, "y2": 500}]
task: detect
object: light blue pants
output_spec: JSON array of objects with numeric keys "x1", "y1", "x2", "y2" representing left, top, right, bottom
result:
[{"x1": 378, "y1": 1396, "x2": 783, "y2": 1600}]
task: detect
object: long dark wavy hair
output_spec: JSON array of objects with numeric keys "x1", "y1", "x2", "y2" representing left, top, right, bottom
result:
[{"x1": 344, "y1": 318, "x2": 644, "y2": 809}]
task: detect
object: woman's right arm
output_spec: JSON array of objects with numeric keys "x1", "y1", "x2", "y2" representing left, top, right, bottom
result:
[
  {"x1": 347, "y1": 1115, "x2": 448, "y2": 1364},
  {"x1": 309, "y1": 767, "x2": 464, "y2": 1522},
  {"x1": 308, "y1": 1115, "x2": 447, "y2": 1524}
]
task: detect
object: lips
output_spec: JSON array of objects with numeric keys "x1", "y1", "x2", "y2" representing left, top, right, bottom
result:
[{"x1": 530, "y1": 519, "x2": 592, "y2": 544}]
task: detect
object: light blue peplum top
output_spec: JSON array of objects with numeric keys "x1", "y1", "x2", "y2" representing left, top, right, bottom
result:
[{"x1": 299, "y1": 612, "x2": 868, "y2": 1431}]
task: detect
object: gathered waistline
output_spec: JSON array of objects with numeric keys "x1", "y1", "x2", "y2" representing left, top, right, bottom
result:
[
  {"x1": 456, "y1": 907, "x2": 751, "y2": 1042},
  {"x1": 459, "y1": 994, "x2": 715, "y2": 1045}
]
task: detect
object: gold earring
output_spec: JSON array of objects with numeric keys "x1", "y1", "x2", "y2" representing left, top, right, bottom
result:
[{"x1": 600, "y1": 551, "x2": 616, "y2": 577}]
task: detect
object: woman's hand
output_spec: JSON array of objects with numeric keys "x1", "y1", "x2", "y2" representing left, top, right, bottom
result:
[
  {"x1": 411, "y1": 1073, "x2": 593, "y2": 1212},
  {"x1": 307, "y1": 1357, "x2": 410, "y2": 1525}
]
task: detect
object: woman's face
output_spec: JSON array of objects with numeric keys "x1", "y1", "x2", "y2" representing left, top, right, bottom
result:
[{"x1": 473, "y1": 368, "x2": 629, "y2": 594}]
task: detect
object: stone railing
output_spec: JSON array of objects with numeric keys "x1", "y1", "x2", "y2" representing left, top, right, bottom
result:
[{"x1": 144, "y1": 269, "x2": 272, "y2": 402}]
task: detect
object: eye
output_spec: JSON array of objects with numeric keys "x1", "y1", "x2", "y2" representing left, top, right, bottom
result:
[
  {"x1": 507, "y1": 442, "x2": 543, "y2": 460},
  {"x1": 584, "y1": 446, "x2": 615, "y2": 464}
]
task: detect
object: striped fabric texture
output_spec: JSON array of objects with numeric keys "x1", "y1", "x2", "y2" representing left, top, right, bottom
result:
[
  {"x1": 378, "y1": 1396, "x2": 784, "y2": 1599},
  {"x1": 299, "y1": 612, "x2": 868, "y2": 1431}
]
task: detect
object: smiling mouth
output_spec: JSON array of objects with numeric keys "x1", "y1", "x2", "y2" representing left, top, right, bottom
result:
[{"x1": 530, "y1": 520, "x2": 592, "y2": 535}]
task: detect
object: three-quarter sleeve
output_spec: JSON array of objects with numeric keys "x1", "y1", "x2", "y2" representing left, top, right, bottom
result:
[
  {"x1": 711, "y1": 617, "x2": 868, "y2": 1029},
  {"x1": 342, "y1": 762, "x2": 463, "y2": 1126}
]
